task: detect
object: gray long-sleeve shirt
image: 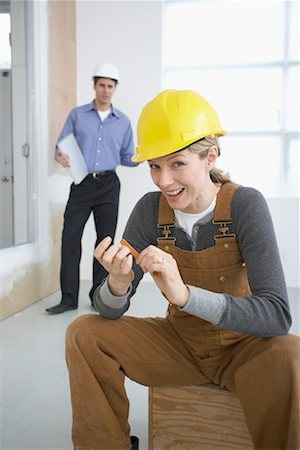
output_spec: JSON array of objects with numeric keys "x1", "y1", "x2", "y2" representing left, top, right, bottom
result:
[{"x1": 94, "y1": 186, "x2": 291, "y2": 338}]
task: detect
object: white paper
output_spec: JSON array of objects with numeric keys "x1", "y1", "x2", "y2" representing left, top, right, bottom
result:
[{"x1": 58, "y1": 133, "x2": 89, "y2": 184}]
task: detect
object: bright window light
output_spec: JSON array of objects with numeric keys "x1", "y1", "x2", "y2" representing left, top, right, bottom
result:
[
  {"x1": 289, "y1": 1, "x2": 299, "y2": 60},
  {"x1": 287, "y1": 66, "x2": 300, "y2": 131},
  {"x1": 218, "y1": 136, "x2": 282, "y2": 197},
  {"x1": 286, "y1": 139, "x2": 300, "y2": 197},
  {"x1": 165, "y1": 67, "x2": 282, "y2": 132},
  {"x1": 0, "y1": 13, "x2": 11, "y2": 70},
  {"x1": 162, "y1": 0, "x2": 300, "y2": 198},
  {"x1": 164, "y1": 1, "x2": 284, "y2": 66}
]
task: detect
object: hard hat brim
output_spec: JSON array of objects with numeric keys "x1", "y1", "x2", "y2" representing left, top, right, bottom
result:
[{"x1": 132, "y1": 131, "x2": 227, "y2": 163}]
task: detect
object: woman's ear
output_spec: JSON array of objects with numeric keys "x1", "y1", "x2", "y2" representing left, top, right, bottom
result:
[{"x1": 207, "y1": 145, "x2": 218, "y2": 169}]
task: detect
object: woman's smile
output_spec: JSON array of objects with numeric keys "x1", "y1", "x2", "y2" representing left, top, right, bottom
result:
[{"x1": 164, "y1": 188, "x2": 184, "y2": 200}]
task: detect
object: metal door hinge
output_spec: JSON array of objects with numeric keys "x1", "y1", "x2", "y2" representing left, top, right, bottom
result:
[{"x1": 22, "y1": 143, "x2": 30, "y2": 157}]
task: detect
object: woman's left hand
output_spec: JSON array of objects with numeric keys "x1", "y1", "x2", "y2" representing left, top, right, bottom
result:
[{"x1": 137, "y1": 245, "x2": 189, "y2": 307}]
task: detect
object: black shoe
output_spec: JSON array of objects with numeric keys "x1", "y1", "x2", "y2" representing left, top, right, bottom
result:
[
  {"x1": 45, "y1": 304, "x2": 77, "y2": 315},
  {"x1": 130, "y1": 436, "x2": 139, "y2": 450}
]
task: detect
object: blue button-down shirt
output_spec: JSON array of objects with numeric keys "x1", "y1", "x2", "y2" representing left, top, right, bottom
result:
[{"x1": 55, "y1": 102, "x2": 137, "y2": 172}]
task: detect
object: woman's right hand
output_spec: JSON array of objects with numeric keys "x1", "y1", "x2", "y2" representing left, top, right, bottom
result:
[{"x1": 94, "y1": 236, "x2": 134, "y2": 296}]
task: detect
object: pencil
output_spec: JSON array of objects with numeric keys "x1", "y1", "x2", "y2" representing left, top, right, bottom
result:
[{"x1": 120, "y1": 239, "x2": 140, "y2": 259}]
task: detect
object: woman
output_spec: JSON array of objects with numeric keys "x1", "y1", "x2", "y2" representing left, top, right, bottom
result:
[{"x1": 66, "y1": 90, "x2": 300, "y2": 450}]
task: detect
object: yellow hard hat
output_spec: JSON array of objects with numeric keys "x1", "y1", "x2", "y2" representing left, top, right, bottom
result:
[{"x1": 132, "y1": 89, "x2": 227, "y2": 163}]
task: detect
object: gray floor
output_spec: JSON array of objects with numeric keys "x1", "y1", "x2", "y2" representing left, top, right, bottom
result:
[
  {"x1": 0, "y1": 281, "x2": 166, "y2": 450},
  {"x1": 1, "y1": 282, "x2": 299, "y2": 450}
]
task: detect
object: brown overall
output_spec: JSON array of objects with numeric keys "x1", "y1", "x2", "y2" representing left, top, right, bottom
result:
[{"x1": 66, "y1": 183, "x2": 300, "y2": 450}]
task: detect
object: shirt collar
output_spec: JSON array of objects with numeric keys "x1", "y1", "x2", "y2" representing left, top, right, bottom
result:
[
  {"x1": 85, "y1": 101, "x2": 120, "y2": 118},
  {"x1": 110, "y1": 104, "x2": 120, "y2": 118}
]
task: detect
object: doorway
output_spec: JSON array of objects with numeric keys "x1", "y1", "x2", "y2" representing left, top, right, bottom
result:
[
  {"x1": 0, "y1": 0, "x2": 30, "y2": 248},
  {"x1": 0, "y1": 68, "x2": 13, "y2": 247}
]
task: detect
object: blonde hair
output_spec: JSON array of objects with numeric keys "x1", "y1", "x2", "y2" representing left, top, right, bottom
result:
[{"x1": 188, "y1": 136, "x2": 231, "y2": 185}]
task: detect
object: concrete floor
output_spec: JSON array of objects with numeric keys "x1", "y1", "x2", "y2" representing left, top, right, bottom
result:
[
  {"x1": 0, "y1": 281, "x2": 166, "y2": 450},
  {"x1": 1, "y1": 281, "x2": 299, "y2": 450}
]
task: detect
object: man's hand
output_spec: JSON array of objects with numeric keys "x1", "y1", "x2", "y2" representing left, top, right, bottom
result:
[{"x1": 57, "y1": 151, "x2": 70, "y2": 167}]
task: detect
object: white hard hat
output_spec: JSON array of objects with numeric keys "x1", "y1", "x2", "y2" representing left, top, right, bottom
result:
[{"x1": 92, "y1": 62, "x2": 120, "y2": 82}]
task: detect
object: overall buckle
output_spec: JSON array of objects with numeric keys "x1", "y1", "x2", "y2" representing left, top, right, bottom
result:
[{"x1": 157, "y1": 223, "x2": 176, "y2": 239}]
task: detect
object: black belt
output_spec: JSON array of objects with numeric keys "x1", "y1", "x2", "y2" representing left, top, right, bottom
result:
[{"x1": 89, "y1": 171, "x2": 115, "y2": 179}]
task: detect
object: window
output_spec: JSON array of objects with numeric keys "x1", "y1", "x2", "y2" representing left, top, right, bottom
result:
[
  {"x1": 0, "y1": 13, "x2": 11, "y2": 69},
  {"x1": 162, "y1": 0, "x2": 299, "y2": 198}
]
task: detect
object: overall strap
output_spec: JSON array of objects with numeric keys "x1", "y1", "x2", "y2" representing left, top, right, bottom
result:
[
  {"x1": 213, "y1": 182, "x2": 240, "y2": 240},
  {"x1": 157, "y1": 194, "x2": 176, "y2": 244}
]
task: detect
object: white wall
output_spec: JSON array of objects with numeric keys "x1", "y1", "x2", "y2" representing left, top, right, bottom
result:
[
  {"x1": 267, "y1": 198, "x2": 299, "y2": 288},
  {"x1": 75, "y1": 0, "x2": 162, "y2": 279}
]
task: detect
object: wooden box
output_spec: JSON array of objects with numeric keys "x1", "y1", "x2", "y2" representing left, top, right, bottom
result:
[{"x1": 149, "y1": 384, "x2": 253, "y2": 449}]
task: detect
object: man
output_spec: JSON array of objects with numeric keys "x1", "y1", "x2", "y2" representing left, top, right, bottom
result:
[{"x1": 46, "y1": 62, "x2": 137, "y2": 315}]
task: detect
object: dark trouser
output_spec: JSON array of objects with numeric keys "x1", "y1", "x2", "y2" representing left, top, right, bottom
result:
[{"x1": 60, "y1": 172, "x2": 120, "y2": 307}]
